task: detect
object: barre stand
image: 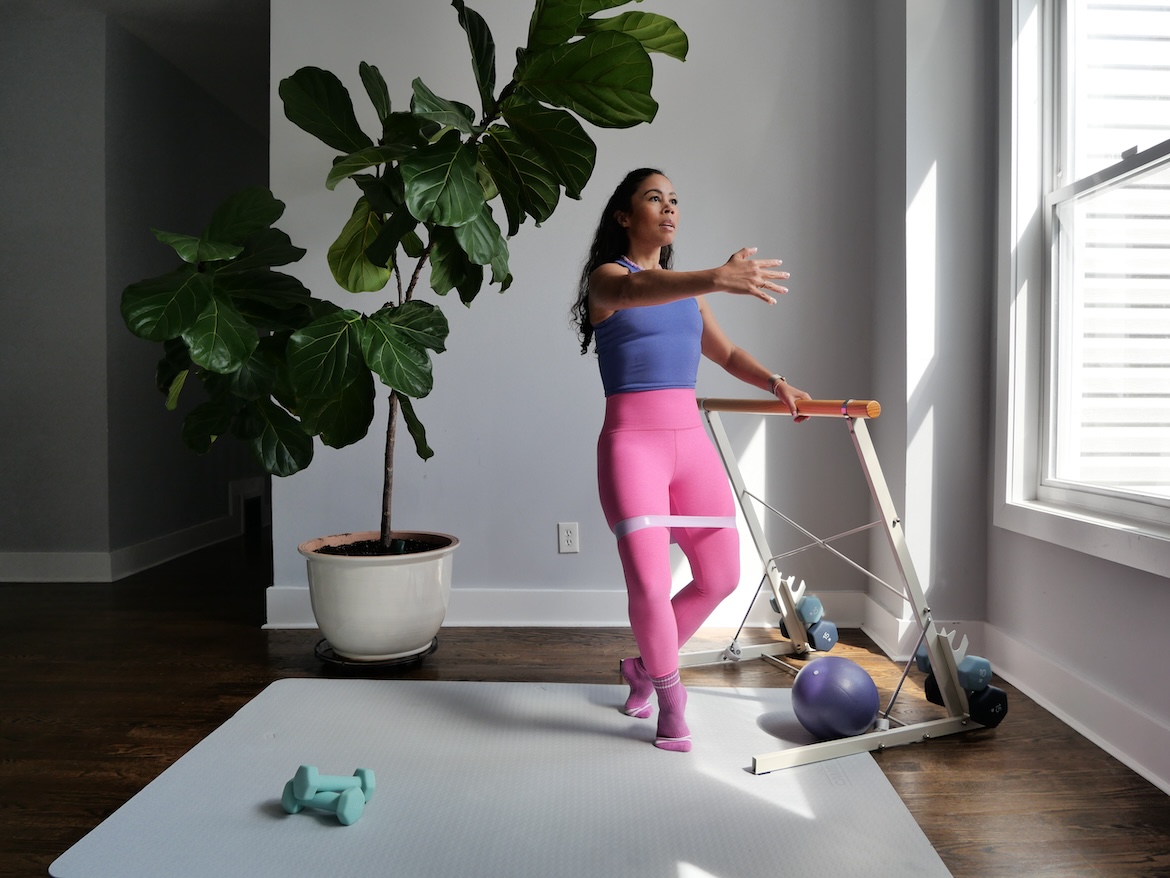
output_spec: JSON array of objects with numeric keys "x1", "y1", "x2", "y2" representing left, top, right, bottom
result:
[{"x1": 680, "y1": 397, "x2": 982, "y2": 774}]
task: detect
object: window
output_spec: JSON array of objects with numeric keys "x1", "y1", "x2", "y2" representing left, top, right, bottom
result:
[{"x1": 996, "y1": 0, "x2": 1170, "y2": 573}]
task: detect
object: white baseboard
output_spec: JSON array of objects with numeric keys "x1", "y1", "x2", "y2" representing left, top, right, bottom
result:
[
  {"x1": 0, "y1": 477, "x2": 264, "y2": 583},
  {"x1": 0, "y1": 514, "x2": 240, "y2": 583}
]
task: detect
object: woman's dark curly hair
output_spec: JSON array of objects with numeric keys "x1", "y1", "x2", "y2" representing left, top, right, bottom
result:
[{"x1": 571, "y1": 167, "x2": 674, "y2": 354}]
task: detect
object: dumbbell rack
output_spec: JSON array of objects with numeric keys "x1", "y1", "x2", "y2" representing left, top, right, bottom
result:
[{"x1": 679, "y1": 397, "x2": 982, "y2": 774}]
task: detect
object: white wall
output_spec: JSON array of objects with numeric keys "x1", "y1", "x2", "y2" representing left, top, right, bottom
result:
[{"x1": 269, "y1": 0, "x2": 885, "y2": 627}]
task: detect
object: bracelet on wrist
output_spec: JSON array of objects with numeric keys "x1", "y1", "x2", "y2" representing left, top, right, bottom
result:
[{"x1": 769, "y1": 373, "x2": 787, "y2": 393}]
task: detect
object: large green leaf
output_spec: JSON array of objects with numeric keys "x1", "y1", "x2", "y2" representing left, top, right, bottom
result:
[
  {"x1": 163, "y1": 369, "x2": 188, "y2": 411},
  {"x1": 480, "y1": 127, "x2": 560, "y2": 234},
  {"x1": 298, "y1": 366, "x2": 376, "y2": 449},
  {"x1": 397, "y1": 393, "x2": 434, "y2": 460},
  {"x1": 181, "y1": 293, "x2": 260, "y2": 374},
  {"x1": 328, "y1": 198, "x2": 392, "y2": 293},
  {"x1": 353, "y1": 169, "x2": 405, "y2": 216},
  {"x1": 525, "y1": 0, "x2": 587, "y2": 52},
  {"x1": 217, "y1": 228, "x2": 306, "y2": 274},
  {"x1": 279, "y1": 66, "x2": 374, "y2": 154},
  {"x1": 523, "y1": 0, "x2": 643, "y2": 52},
  {"x1": 400, "y1": 130, "x2": 484, "y2": 227},
  {"x1": 215, "y1": 269, "x2": 313, "y2": 332},
  {"x1": 517, "y1": 31, "x2": 657, "y2": 129},
  {"x1": 182, "y1": 400, "x2": 234, "y2": 454},
  {"x1": 453, "y1": 202, "x2": 508, "y2": 268},
  {"x1": 229, "y1": 337, "x2": 283, "y2": 401},
  {"x1": 451, "y1": 0, "x2": 497, "y2": 118},
  {"x1": 158, "y1": 338, "x2": 191, "y2": 403},
  {"x1": 151, "y1": 229, "x2": 243, "y2": 265},
  {"x1": 360, "y1": 300, "x2": 449, "y2": 397},
  {"x1": 326, "y1": 144, "x2": 418, "y2": 191},
  {"x1": 228, "y1": 395, "x2": 264, "y2": 441},
  {"x1": 501, "y1": 99, "x2": 596, "y2": 198},
  {"x1": 382, "y1": 299, "x2": 448, "y2": 353},
  {"x1": 429, "y1": 227, "x2": 484, "y2": 303},
  {"x1": 122, "y1": 266, "x2": 212, "y2": 341},
  {"x1": 365, "y1": 207, "x2": 419, "y2": 270},
  {"x1": 577, "y1": 11, "x2": 688, "y2": 61},
  {"x1": 250, "y1": 398, "x2": 314, "y2": 477},
  {"x1": 359, "y1": 61, "x2": 391, "y2": 125},
  {"x1": 205, "y1": 188, "x2": 286, "y2": 244},
  {"x1": 410, "y1": 78, "x2": 477, "y2": 135},
  {"x1": 287, "y1": 309, "x2": 365, "y2": 398}
]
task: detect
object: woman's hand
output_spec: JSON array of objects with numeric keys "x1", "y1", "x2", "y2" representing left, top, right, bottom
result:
[
  {"x1": 716, "y1": 247, "x2": 790, "y2": 303},
  {"x1": 772, "y1": 377, "x2": 812, "y2": 423}
]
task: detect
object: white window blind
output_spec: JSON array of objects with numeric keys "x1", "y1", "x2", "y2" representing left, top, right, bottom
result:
[{"x1": 1045, "y1": 0, "x2": 1170, "y2": 509}]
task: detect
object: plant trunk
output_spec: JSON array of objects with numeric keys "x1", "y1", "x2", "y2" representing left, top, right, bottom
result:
[{"x1": 381, "y1": 390, "x2": 398, "y2": 548}]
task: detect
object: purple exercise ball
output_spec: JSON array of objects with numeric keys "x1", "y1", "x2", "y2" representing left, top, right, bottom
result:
[{"x1": 791, "y1": 655, "x2": 880, "y2": 740}]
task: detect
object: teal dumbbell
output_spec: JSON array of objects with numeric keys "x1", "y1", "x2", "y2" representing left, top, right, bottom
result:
[
  {"x1": 957, "y1": 655, "x2": 993, "y2": 692},
  {"x1": 914, "y1": 641, "x2": 931, "y2": 672},
  {"x1": 777, "y1": 595, "x2": 826, "y2": 633},
  {"x1": 915, "y1": 647, "x2": 992, "y2": 692},
  {"x1": 773, "y1": 593, "x2": 825, "y2": 625},
  {"x1": 282, "y1": 780, "x2": 365, "y2": 825},
  {"x1": 293, "y1": 765, "x2": 376, "y2": 803}
]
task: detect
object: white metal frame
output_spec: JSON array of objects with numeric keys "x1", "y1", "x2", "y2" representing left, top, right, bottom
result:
[{"x1": 681, "y1": 398, "x2": 987, "y2": 774}]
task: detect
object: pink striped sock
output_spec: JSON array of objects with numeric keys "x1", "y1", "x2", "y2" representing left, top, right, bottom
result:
[
  {"x1": 652, "y1": 670, "x2": 691, "y2": 752},
  {"x1": 620, "y1": 657, "x2": 654, "y2": 718}
]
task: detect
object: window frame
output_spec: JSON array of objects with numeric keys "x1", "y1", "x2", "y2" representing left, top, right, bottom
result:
[{"x1": 994, "y1": 0, "x2": 1170, "y2": 576}]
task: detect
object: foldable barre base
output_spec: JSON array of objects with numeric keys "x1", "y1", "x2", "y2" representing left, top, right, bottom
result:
[{"x1": 682, "y1": 396, "x2": 989, "y2": 773}]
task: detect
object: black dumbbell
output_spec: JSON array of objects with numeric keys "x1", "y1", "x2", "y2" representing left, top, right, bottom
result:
[
  {"x1": 968, "y1": 685, "x2": 1009, "y2": 727},
  {"x1": 923, "y1": 674, "x2": 1008, "y2": 728},
  {"x1": 924, "y1": 672, "x2": 944, "y2": 706}
]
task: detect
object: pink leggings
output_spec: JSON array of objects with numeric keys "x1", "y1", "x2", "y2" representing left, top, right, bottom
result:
[{"x1": 597, "y1": 390, "x2": 741, "y2": 678}]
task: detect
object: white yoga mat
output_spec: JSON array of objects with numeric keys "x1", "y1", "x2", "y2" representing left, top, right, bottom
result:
[{"x1": 51, "y1": 679, "x2": 951, "y2": 877}]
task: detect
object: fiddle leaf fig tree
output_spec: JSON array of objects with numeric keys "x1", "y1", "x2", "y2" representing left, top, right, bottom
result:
[{"x1": 121, "y1": 0, "x2": 687, "y2": 552}]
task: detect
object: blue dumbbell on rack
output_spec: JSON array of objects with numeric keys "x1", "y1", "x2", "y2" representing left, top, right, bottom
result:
[{"x1": 776, "y1": 594, "x2": 838, "y2": 651}]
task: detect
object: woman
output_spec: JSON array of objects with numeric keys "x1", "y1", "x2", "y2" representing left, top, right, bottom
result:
[{"x1": 572, "y1": 167, "x2": 811, "y2": 752}]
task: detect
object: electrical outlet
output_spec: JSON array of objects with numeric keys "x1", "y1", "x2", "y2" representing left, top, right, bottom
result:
[{"x1": 557, "y1": 522, "x2": 579, "y2": 554}]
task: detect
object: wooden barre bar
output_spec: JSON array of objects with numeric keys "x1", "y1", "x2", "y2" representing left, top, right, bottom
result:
[{"x1": 698, "y1": 398, "x2": 882, "y2": 419}]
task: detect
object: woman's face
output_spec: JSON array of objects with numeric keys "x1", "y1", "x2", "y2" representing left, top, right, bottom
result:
[{"x1": 616, "y1": 174, "x2": 678, "y2": 249}]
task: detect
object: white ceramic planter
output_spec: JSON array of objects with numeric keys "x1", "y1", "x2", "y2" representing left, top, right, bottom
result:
[{"x1": 298, "y1": 530, "x2": 459, "y2": 661}]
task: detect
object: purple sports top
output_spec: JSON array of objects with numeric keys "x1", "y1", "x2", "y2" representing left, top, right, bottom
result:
[{"x1": 592, "y1": 256, "x2": 702, "y2": 397}]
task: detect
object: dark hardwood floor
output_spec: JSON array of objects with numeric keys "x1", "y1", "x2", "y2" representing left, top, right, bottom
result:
[{"x1": 2, "y1": 534, "x2": 1168, "y2": 877}]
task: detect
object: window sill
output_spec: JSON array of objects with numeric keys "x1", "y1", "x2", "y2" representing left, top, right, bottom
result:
[{"x1": 993, "y1": 497, "x2": 1170, "y2": 577}]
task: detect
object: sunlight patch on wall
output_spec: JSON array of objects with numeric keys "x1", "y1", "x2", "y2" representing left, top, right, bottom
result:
[{"x1": 907, "y1": 161, "x2": 938, "y2": 394}]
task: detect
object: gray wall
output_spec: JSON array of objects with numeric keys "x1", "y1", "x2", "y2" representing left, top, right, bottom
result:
[
  {"x1": 269, "y1": 0, "x2": 884, "y2": 624},
  {"x1": 1, "y1": 11, "x2": 111, "y2": 557},
  {"x1": 0, "y1": 5, "x2": 267, "y2": 581}
]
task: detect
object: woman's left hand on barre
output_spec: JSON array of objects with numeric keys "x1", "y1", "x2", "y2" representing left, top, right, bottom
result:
[{"x1": 772, "y1": 377, "x2": 812, "y2": 422}]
